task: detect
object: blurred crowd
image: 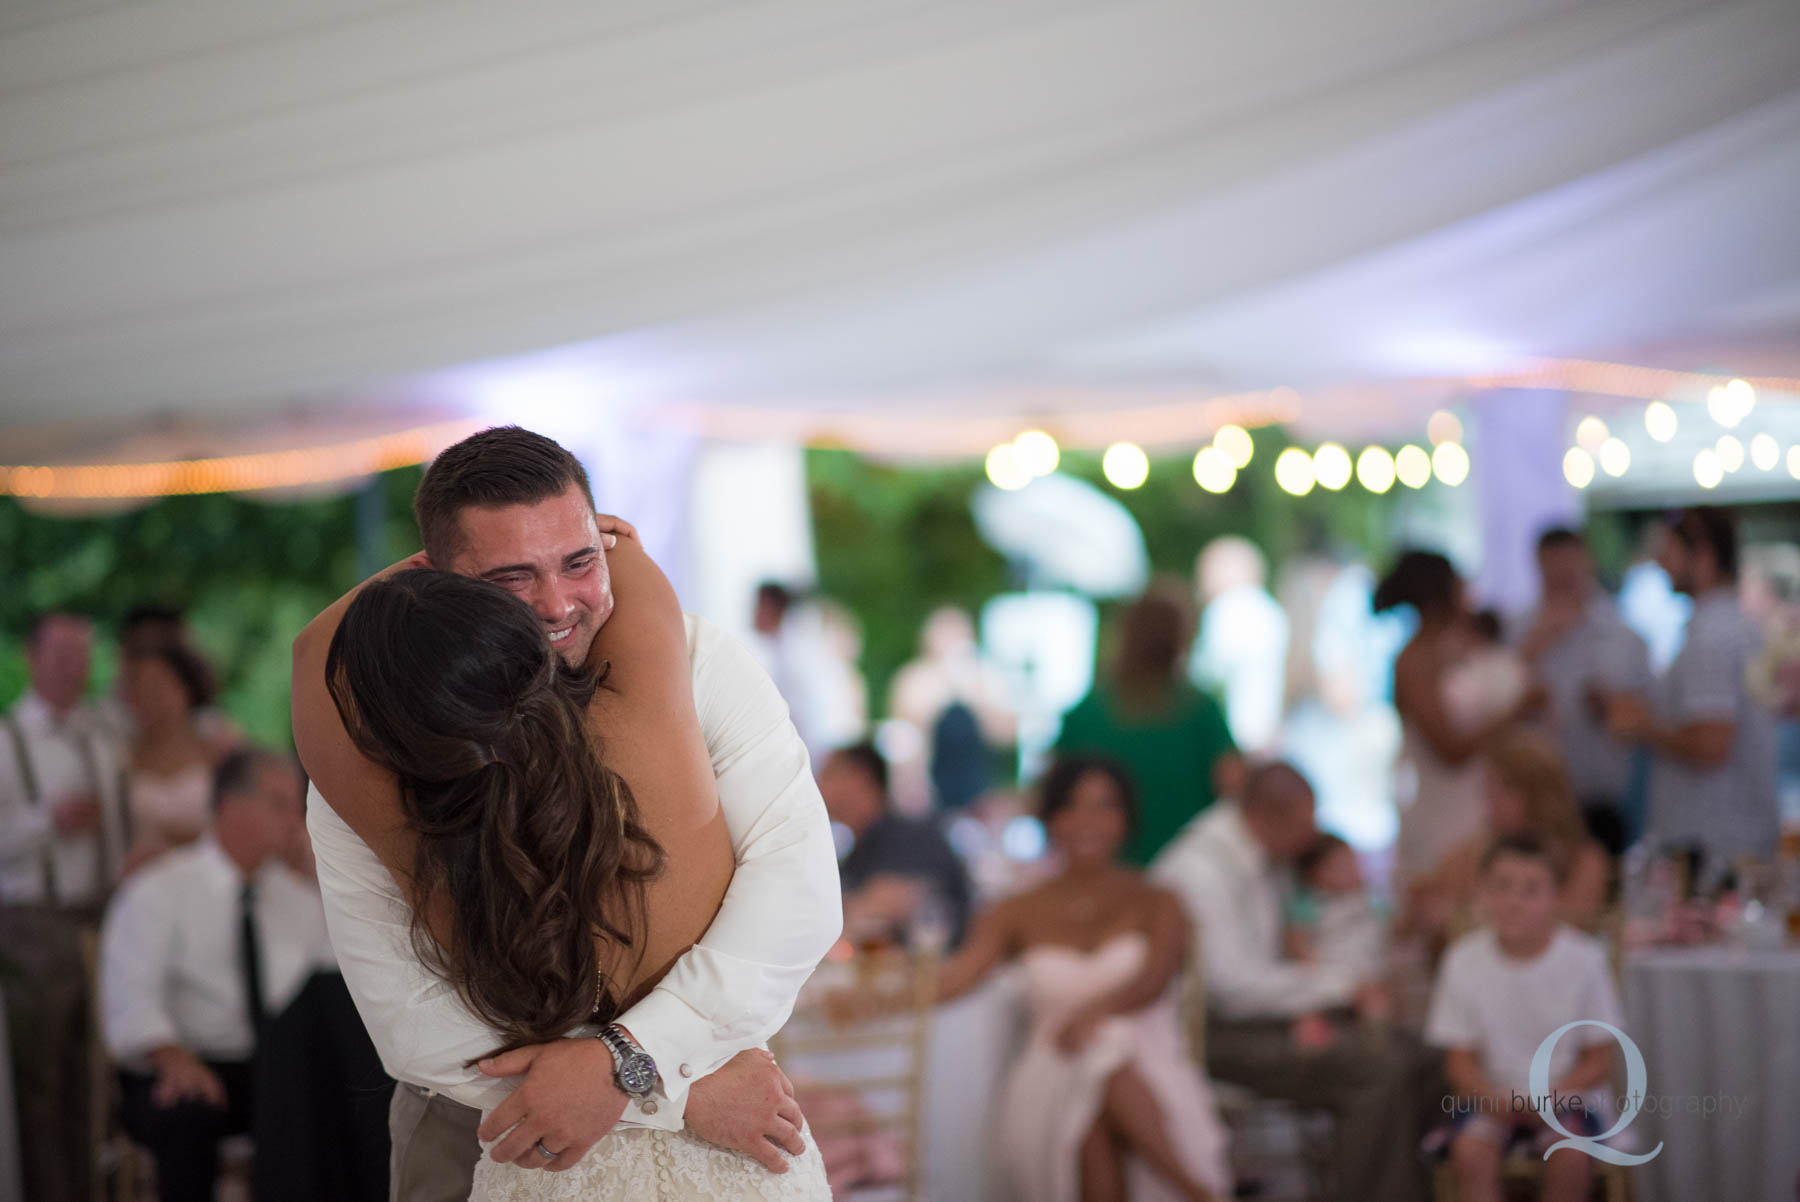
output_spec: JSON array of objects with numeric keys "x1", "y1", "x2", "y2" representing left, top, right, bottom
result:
[
  {"x1": 804, "y1": 505, "x2": 1798, "y2": 1202},
  {"x1": 0, "y1": 608, "x2": 387, "y2": 1202}
]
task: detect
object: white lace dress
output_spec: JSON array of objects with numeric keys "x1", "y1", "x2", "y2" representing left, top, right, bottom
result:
[{"x1": 470, "y1": 1120, "x2": 830, "y2": 1201}]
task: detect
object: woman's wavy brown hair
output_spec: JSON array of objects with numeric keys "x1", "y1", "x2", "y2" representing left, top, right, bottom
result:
[{"x1": 324, "y1": 568, "x2": 663, "y2": 1051}]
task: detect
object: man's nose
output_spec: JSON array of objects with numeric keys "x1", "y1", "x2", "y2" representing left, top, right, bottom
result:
[{"x1": 529, "y1": 579, "x2": 576, "y2": 623}]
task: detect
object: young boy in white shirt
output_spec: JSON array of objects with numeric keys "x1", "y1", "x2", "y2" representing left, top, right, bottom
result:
[{"x1": 1425, "y1": 833, "x2": 1623, "y2": 1202}]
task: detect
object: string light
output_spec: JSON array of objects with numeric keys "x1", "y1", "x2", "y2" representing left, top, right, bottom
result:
[
  {"x1": 1356, "y1": 446, "x2": 1395, "y2": 494},
  {"x1": 1274, "y1": 447, "x2": 1316, "y2": 496},
  {"x1": 1192, "y1": 446, "x2": 1237, "y2": 494},
  {"x1": 1575, "y1": 417, "x2": 1609, "y2": 452},
  {"x1": 1395, "y1": 445, "x2": 1432, "y2": 489},
  {"x1": 1427, "y1": 411, "x2": 1462, "y2": 446},
  {"x1": 1751, "y1": 433, "x2": 1780, "y2": 472},
  {"x1": 1716, "y1": 434, "x2": 1745, "y2": 473},
  {"x1": 1, "y1": 421, "x2": 477, "y2": 500},
  {"x1": 1432, "y1": 442, "x2": 1471, "y2": 486},
  {"x1": 1644, "y1": 401, "x2": 1678, "y2": 443},
  {"x1": 1563, "y1": 448, "x2": 1595, "y2": 489},
  {"x1": 1012, "y1": 429, "x2": 1060, "y2": 477},
  {"x1": 1789, "y1": 446, "x2": 1800, "y2": 480},
  {"x1": 1598, "y1": 438, "x2": 1630, "y2": 478},
  {"x1": 1213, "y1": 424, "x2": 1255, "y2": 468},
  {"x1": 1694, "y1": 449, "x2": 1724, "y2": 489},
  {"x1": 985, "y1": 444, "x2": 1031, "y2": 490},
  {"x1": 1102, "y1": 442, "x2": 1149, "y2": 489},
  {"x1": 1312, "y1": 443, "x2": 1352, "y2": 490}
]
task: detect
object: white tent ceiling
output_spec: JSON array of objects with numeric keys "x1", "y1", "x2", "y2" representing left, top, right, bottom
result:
[{"x1": 3, "y1": 0, "x2": 1799, "y2": 456}]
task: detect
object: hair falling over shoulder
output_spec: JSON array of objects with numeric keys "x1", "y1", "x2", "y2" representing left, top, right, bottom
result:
[{"x1": 324, "y1": 569, "x2": 665, "y2": 1051}]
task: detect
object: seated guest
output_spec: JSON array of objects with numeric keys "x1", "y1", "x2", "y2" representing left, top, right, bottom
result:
[
  {"x1": 1407, "y1": 726, "x2": 1610, "y2": 944},
  {"x1": 99, "y1": 747, "x2": 335, "y2": 1202},
  {"x1": 1425, "y1": 835, "x2": 1623, "y2": 1202},
  {"x1": 935, "y1": 755, "x2": 1229, "y2": 1202},
  {"x1": 1152, "y1": 761, "x2": 1434, "y2": 1202},
  {"x1": 820, "y1": 740, "x2": 973, "y2": 947},
  {"x1": 1283, "y1": 833, "x2": 1389, "y2": 1011}
]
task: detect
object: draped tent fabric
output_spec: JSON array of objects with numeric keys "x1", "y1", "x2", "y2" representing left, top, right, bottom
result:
[{"x1": 2, "y1": 0, "x2": 1799, "y2": 448}]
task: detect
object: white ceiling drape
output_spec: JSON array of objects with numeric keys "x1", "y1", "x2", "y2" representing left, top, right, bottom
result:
[{"x1": 3, "y1": 0, "x2": 1799, "y2": 449}]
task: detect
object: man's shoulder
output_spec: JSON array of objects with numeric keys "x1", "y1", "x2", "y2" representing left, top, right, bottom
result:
[{"x1": 1148, "y1": 804, "x2": 1236, "y2": 878}]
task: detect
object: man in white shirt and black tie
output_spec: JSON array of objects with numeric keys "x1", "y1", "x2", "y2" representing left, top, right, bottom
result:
[
  {"x1": 100, "y1": 746, "x2": 331, "y2": 1202},
  {"x1": 0, "y1": 610, "x2": 131, "y2": 1202}
]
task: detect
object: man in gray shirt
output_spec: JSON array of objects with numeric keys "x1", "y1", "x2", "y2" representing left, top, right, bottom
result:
[
  {"x1": 1518, "y1": 528, "x2": 1652, "y2": 853},
  {"x1": 1607, "y1": 508, "x2": 1778, "y2": 889}
]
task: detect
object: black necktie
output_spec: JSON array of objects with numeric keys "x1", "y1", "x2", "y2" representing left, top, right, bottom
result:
[{"x1": 239, "y1": 880, "x2": 269, "y2": 1043}]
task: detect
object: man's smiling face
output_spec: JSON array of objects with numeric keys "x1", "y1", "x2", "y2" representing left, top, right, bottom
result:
[{"x1": 439, "y1": 484, "x2": 612, "y2": 666}]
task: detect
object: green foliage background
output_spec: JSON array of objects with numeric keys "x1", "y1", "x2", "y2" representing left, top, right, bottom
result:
[{"x1": 0, "y1": 468, "x2": 424, "y2": 747}]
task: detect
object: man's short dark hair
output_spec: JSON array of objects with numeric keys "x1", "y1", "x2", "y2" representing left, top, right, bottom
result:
[
  {"x1": 413, "y1": 427, "x2": 596, "y2": 563},
  {"x1": 1670, "y1": 506, "x2": 1739, "y2": 581},
  {"x1": 212, "y1": 747, "x2": 295, "y2": 814},
  {"x1": 1536, "y1": 527, "x2": 1586, "y2": 555},
  {"x1": 1480, "y1": 831, "x2": 1567, "y2": 883},
  {"x1": 1242, "y1": 760, "x2": 1313, "y2": 814},
  {"x1": 756, "y1": 582, "x2": 793, "y2": 616},
  {"x1": 830, "y1": 741, "x2": 890, "y2": 795}
]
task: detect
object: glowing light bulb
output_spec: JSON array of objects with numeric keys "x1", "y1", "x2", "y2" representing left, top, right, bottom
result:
[
  {"x1": 985, "y1": 443, "x2": 1031, "y2": 490},
  {"x1": 1750, "y1": 433, "x2": 1779, "y2": 472},
  {"x1": 1274, "y1": 447, "x2": 1316, "y2": 496},
  {"x1": 1575, "y1": 416, "x2": 1609, "y2": 452},
  {"x1": 1432, "y1": 442, "x2": 1470, "y2": 486},
  {"x1": 1693, "y1": 449, "x2": 1723, "y2": 490},
  {"x1": 1313, "y1": 443, "x2": 1352, "y2": 490},
  {"x1": 1192, "y1": 446, "x2": 1237, "y2": 494},
  {"x1": 1716, "y1": 434, "x2": 1745, "y2": 473},
  {"x1": 1102, "y1": 442, "x2": 1149, "y2": 489},
  {"x1": 1012, "y1": 429, "x2": 1059, "y2": 477},
  {"x1": 1645, "y1": 401, "x2": 1677, "y2": 443},
  {"x1": 1395, "y1": 445, "x2": 1432, "y2": 489},
  {"x1": 1563, "y1": 447, "x2": 1595, "y2": 489},
  {"x1": 1427, "y1": 411, "x2": 1463, "y2": 446},
  {"x1": 1598, "y1": 438, "x2": 1630, "y2": 478},
  {"x1": 1356, "y1": 446, "x2": 1395, "y2": 494},
  {"x1": 1212, "y1": 424, "x2": 1255, "y2": 469}
]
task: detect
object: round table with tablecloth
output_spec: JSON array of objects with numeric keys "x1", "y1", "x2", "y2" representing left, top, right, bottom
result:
[{"x1": 1623, "y1": 944, "x2": 1800, "y2": 1202}]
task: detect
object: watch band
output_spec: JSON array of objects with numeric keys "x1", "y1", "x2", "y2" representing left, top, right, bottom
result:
[{"x1": 598, "y1": 1024, "x2": 658, "y2": 1098}]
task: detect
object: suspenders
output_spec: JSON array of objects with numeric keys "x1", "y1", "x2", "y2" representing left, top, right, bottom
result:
[
  {"x1": 1, "y1": 713, "x2": 126, "y2": 903},
  {"x1": 1, "y1": 714, "x2": 60, "y2": 900}
]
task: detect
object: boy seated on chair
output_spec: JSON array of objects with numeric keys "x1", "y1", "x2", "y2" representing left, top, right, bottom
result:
[
  {"x1": 1424, "y1": 833, "x2": 1623, "y2": 1202},
  {"x1": 98, "y1": 747, "x2": 334, "y2": 1202}
]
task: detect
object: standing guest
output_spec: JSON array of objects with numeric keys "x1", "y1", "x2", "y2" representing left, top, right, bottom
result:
[
  {"x1": 1377, "y1": 551, "x2": 1538, "y2": 888},
  {"x1": 97, "y1": 605, "x2": 243, "y2": 757},
  {"x1": 934, "y1": 756, "x2": 1229, "y2": 1202},
  {"x1": 1153, "y1": 761, "x2": 1434, "y2": 1202},
  {"x1": 887, "y1": 606, "x2": 1016, "y2": 813},
  {"x1": 120, "y1": 642, "x2": 221, "y2": 872},
  {"x1": 1058, "y1": 587, "x2": 1237, "y2": 866},
  {"x1": 1190, "y1": 536, "x2": 1289, "y2": 754},
  {"x1": 1518, "y1": 528, "x2": 1652, "y2": 854},
  {"x1": 819, "y1": 741, "x2": 973, "y2": 948},
  {"x1": 1606, "y1": 508, "x2": 1778, "y2": 890},
  {"x1": 99, "y1": 747, "x2": 336, "y2": 1202},
  {"x1": 0, "y1": 611, "x2": 131, "y2": 1202},
  {"x1": 1424, "y1": 835, "x2": 1622, "y2": 1202}
]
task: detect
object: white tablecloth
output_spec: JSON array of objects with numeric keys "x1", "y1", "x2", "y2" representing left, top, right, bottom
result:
[
  {"x1": 920, "y1": 970, "x2": 1026, "y2": 1202},
  {"x1": 1623, "y1": 945, "x2": 1800, "y2": 1202}
]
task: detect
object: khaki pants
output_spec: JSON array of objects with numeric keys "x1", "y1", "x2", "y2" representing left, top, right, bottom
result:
[
  {"x1": 1204, "y1": 1015, "x2": 1441, "y2": 1202},
  {"x1": 0, "y1": 905, "x2": 95, "y2": 1202},
  {"x1": 389, "y1": 1082, "x2": 482, "y2": 1202}
]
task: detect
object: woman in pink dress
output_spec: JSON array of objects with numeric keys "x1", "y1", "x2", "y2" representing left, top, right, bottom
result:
[{"x1": 935, "y1": 756, "x2": 1229, "y2": 1202}]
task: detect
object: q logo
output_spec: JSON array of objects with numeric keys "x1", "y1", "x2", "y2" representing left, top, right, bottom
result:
[{"x1": 1528, "y1": 1020, "x2": 1663, "y2": 1165}]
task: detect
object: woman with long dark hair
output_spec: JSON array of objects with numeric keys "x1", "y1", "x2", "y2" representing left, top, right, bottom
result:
[
  {"x1": 1376, "y1": 551, "x2": 1538, "y2": 889},
  {"x1": 312, "y1": 537, "x2": 829, "y2": 1199}
]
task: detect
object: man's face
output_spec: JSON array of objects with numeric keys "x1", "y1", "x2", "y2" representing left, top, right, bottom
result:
[
  {"x1": 1537, "y1": 544, "x2": 1591, "y2": 609},
  {"x1": 27, "y1": 616, "x2": 93, "y2": 711},
  {"x1": 1655, "y1": 527, "x2": 1697, "y2": 596},
  {"x1": 439, "y1": 485, "x2": 613, "y2": 666},
  {"x1": 818, "y1": 754, "x2": 883, "y2": 834},
  {"x1": 222, "y1": 759, "x2": 306, "y2": 866}
]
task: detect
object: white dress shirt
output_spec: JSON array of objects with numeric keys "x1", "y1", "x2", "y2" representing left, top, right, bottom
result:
[
  {"x1": 0, "y1": 692, "x2": 129, "y2": 906},
  {"x1": 1150, "y1": 802, "x2": 1357, "y2": 1021},
  {"x1": 1520, "y1": 595, "x2": 1651, "y2": 803},
  {"x1": 308, "y1": 614, "x2": 843, "y2": 1129},
  {"x1": 100, "y1": 836, "x2": 336, "y2": 1065}
]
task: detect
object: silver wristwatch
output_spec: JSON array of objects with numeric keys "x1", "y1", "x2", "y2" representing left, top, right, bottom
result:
[{"x1": 597, "y1": 1024, "x2": 659, "y2": 1100}]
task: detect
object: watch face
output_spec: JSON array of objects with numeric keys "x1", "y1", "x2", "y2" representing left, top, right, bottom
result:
[{"x1": 619, "y1": 1051, "x2": 657, "y2": 1096}]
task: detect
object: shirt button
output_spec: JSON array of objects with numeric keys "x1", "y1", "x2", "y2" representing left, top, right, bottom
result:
[
  {"x1": 640, "y1": 1100, "x2": 658, "y2": 1115},
  {"x1": 679, "y1": 1064, "x2": 693, "y2": 1079}
]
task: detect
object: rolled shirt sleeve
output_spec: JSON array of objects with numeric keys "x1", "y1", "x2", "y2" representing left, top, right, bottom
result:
[{"x1": 308, "y1": 614, "x2": 842, "y2": 1127}]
